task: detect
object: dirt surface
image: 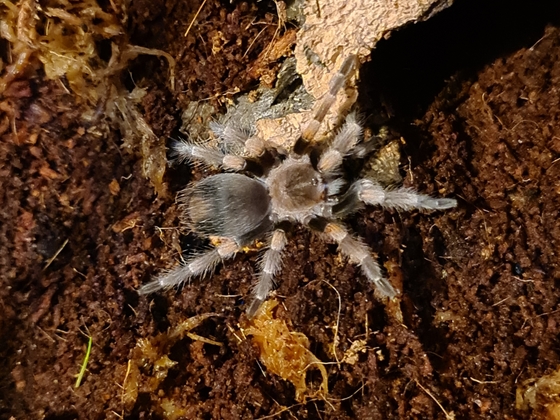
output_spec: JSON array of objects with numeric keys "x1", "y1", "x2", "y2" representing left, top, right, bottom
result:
[{"x1": 1, "y1": 0, "x2": 560, "y2": 419}]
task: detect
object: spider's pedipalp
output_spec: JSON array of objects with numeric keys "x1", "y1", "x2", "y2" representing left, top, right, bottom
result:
[
  {"x1": 138, "y1": 239, "x2": 239, "y2": 295},
  {"x1": 222, "y1": 155, "x2": 247, "y2": 171},
  {"x1": 247, "y1": 229, "x2": 287, "y2": 317},
  {"x1": 317, "y1": 112, "x2": 362, "y2": 175},
  {"x1": 244, "y1": 136, "x2": 266, "y2": 158},
  {"x1": 322, "y1": 222, "x2": 397, "y2": 299},
  {"x1": 357, "y1": 179, "x2": 458, "y2": 211}
]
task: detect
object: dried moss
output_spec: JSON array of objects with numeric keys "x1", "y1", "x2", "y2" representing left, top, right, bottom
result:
[
  {"x1": 245, "y1": 299, "x2": 329, "y2": 402},
  {"x1": 0, "y1": 0, "x2": 175, "y2": 194}
]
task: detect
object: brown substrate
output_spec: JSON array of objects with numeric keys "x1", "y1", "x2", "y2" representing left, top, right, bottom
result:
[{"x1": 1, "y1": 0, "x2": 559, "y2": 419}]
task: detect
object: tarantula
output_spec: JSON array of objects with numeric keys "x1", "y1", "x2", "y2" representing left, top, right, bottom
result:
[{"x1": 139, "y1": 55, "x2": 457, "y2": 316}]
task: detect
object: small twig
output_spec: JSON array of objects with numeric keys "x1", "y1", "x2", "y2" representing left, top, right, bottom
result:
[
  {"x1": 365, "y1": 312, "x2": 369, "y2": 341},
  {"x1": 302, "y1": 360, "x2": 340, "y2": 371},
  {"x1": 36, "y1": 326, "x2": 56, "y2": 343},
  {"x1": 322, "y1": 280, "x2": 342, "y2": 364},
  {"x1": 256, "y1": 402, "x2": 304, "y2": 420},
  {"x1": 258, "y1": 0, "x2": 285, "y2": 60},
  {"x1": 75, "y1": 334, "x2": 93, "y2": 388},
  {"x1": 227, "y1": 324, "x2": 243, "y2": 343},
  {"x1": 513, "y1": 276, "x2": 535, "y2": 283},
  {"x1": 53, "y1": 329, "x2": 69, "y2": 342},
  {"x1": 327, "y1": 383, "x2": 365, "y2": 402},
  {"x1": 255, "y1": 359, "x2": 267, "y2": 378},
  {"x1": 546, "y1": 156, "x2": 560, "y2": 174},
  {"x1": 119, "y1": 359, "x2": 132, "y2": 417},
  {"x1": 491, "y1": 297, "x2": 510, "y2": 307},
  {"x1": 43, "y1": 238, "x2": 68, "y2": 270},
  {"x1": 243, "y1": 26, "x2": 268, "y2": 58},
  {"x1": 313, "y1": 401, "x2": 324, "y2": 420},
  {"x1": 529, "y1": 32, "x2": 548, "y2": 51},
  {"x1": 185, "y1": 331, "x2": 223, "y2": 346},
  {"x1": 469, "y1": 377, "x2": 499, "y2": 384},
  {"x1": 323, "y1": 397, "x2": 336, "y2": 412},
  {"x1": 515, "y1": 365, "x2": 526, "y2": 384},
  {"x1": 537, "y1": 308, "x2": 560, "y2": 317},
  {"x1": 184, "y1": 0, "x2": 208, "y2": 38},
  {"x1": 416, "y1": 381, "x2": 454, "y2": 420}
]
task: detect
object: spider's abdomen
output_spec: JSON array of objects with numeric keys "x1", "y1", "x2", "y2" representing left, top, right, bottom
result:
[{"x1": 181, "y1": 173, "x2": 272, "y2": 245}]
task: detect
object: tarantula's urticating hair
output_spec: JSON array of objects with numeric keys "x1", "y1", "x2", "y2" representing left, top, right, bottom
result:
[{"x1": 139, "y1": 55, "x2": 457, "y2": 316}]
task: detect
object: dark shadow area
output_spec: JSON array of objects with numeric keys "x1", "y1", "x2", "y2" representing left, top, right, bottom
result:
[
  {"x1": 44, "y1": 411, "x2": 80, "y2": 420},
  {"x1": 358, "y1": 0, "x2": 560, "y2": 384},
  {"x1": 360, "y1": 0, "x2": 560, "y2": 121}
]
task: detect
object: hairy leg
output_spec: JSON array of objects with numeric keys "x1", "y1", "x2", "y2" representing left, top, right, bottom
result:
[
  {"x1": 138, "y1": 238, "x2": 239, "y2": 295},
  {"x1": 332, "y1": 179, "x2": 457, "y2": 217},
  {"x1": 295, "y1": 55, "x2": 357, "y2": 154},
  {"x1": 356, "y1": 179, "x2": 457, "y2": 211},
  {"x1": 312, "y1": 220, "x2": 398, "y2": 299},
  {"x1": 210, "y1": 121, "x2": 267, "y2": 158},
  {"x1": 171, "y1": 139, "x2": 247, "y2": 171},
  {"x1": 246, "y1": 228, "x2": 287, "y2": 317},
  {"x1": 317, "y1": 112, "x2": 363, "y2": 175}
]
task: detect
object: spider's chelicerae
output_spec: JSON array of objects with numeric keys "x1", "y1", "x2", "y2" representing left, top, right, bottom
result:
[{"x1": 139, "y1": 55, "x2": 457, "y2": 316}]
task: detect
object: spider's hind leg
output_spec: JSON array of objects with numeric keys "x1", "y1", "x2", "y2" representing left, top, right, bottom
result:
[
  {"x1": 139, "y1": 238, "x2": 240, "y2": 295},
  {"x1": 247, "y1": 228, "x2": 288, "y2": 318},
  {"x1": 308, "y1": 218, "x2": 398, "y2": 300}
]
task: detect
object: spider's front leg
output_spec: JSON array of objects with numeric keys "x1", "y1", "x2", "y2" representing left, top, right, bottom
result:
[
  {"x1": 210, "y1": 121, "x2": 268, "y2": 160},
  {"x1": 295, "y1": 55, "x2": 357, "y2": 154},
  {"x1": 311, "y1": 219, "x2": 398, "y2": 299},
  {"x1": 354, "y1": 179, "x2": 457, "y2": 211},
  {"x1": 316, "y1": 112, "x2": 363, "y2": 176},
  {"x1": 171, "y1": 138, "x2": 248, "y2": 171},
  {"x1": 138, "y1": 238, "x2": 240, "y2": 295},
  {"x1": 331, "y1": 178, "x2": 457, "y2": 219},
  {"x1": 172, "y1": 120, "x2": 264, "y2": 171},
  {"x1": 247, "y1": 228, "x2": 287, "y2": 317}
]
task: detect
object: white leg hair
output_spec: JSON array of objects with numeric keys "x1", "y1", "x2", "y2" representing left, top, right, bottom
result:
[
  {"x1": 317, "y1": 112, "x2": 363, "y2": 175},
  {"x1": 138, "y1": 238, "x2": 239, "y2": 295},
  {"x1": 322, "y1": 222, "x2": 398, "y2": 299},
  {"x1": 356, "y1": 179, "x2": 458, "y2": 211},
  {"x1": 246, "y1": 229, "x2": 287, "y2": 317},
  {"x1": 210, "y1": 121, "x2": 266, "y2": 158},
  {"x1": 209, "y1": 120, "x2": 249, "y2": 148},
  {"x1": 326, "y1": 177, "x2": 346, "y2": 198},
  {"x1": 300, "y1": 55, "x2": 357, "y2": 146},
  {"x1": 171, "y1": 139, "x2": 247, "y2": 171}
]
